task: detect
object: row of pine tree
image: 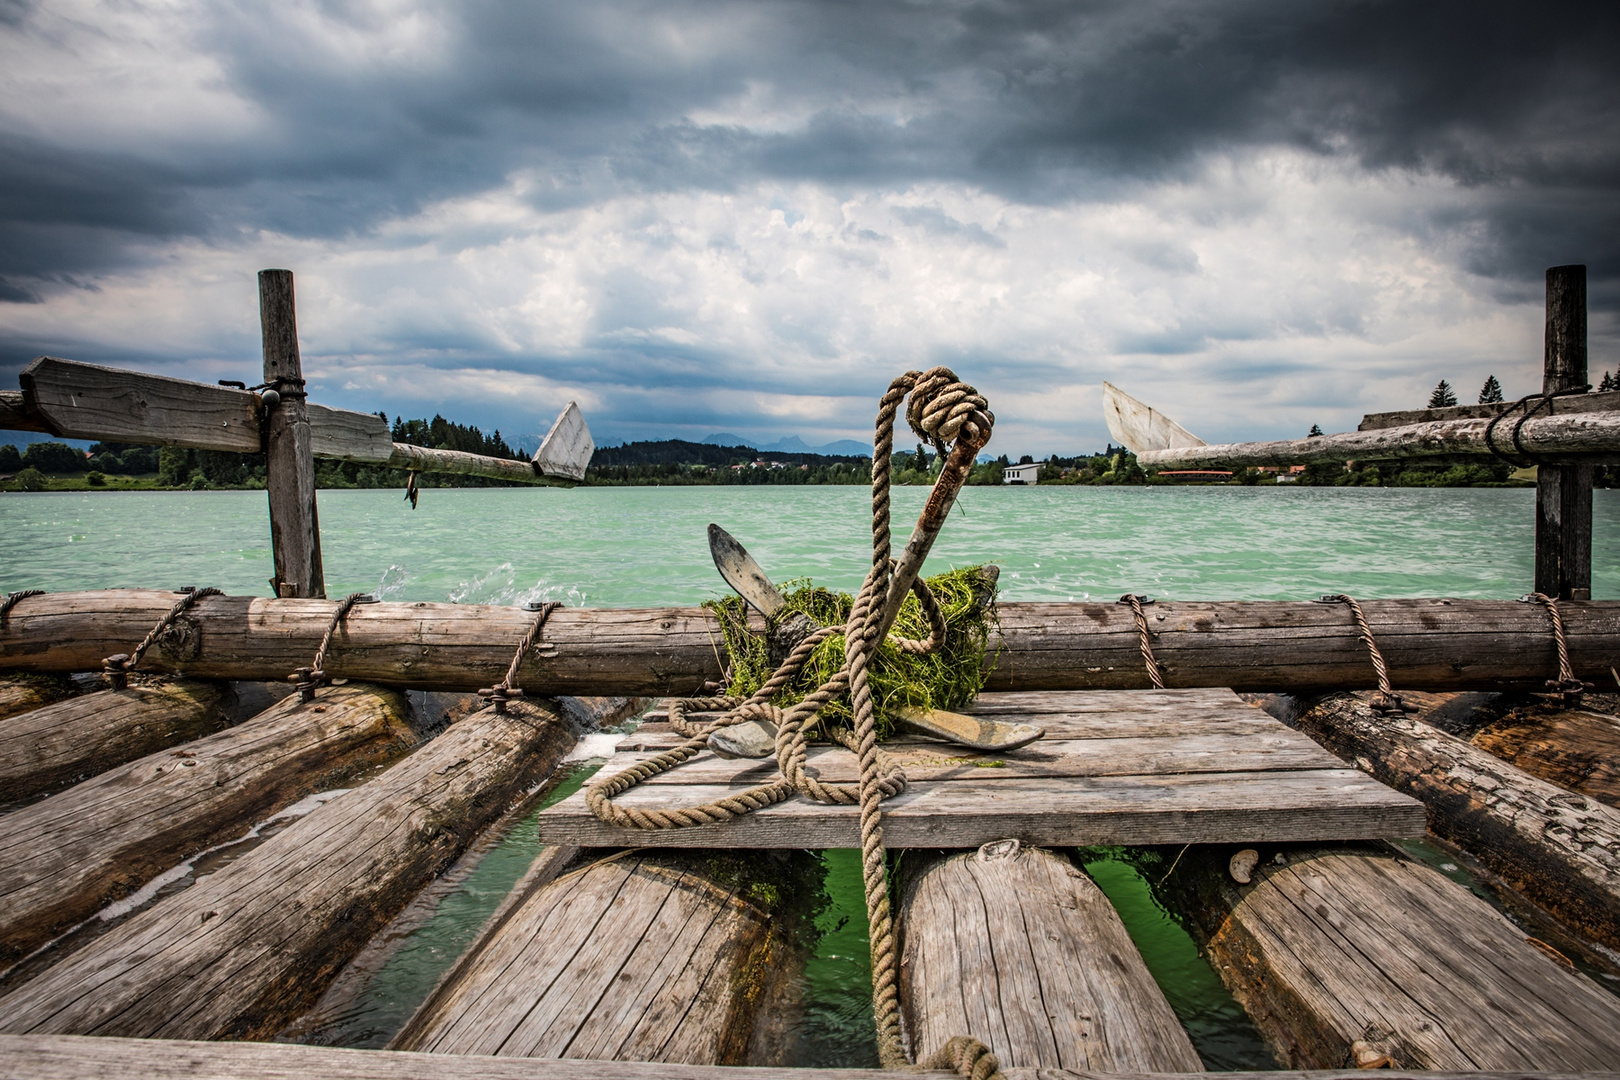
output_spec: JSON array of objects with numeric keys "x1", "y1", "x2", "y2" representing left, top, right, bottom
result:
[{"x1": 1425, "y1": 371, "x2": 1619, "y2": 409}]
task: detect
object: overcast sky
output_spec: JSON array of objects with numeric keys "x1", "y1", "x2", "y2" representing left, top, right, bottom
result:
[{"x1": 2, "y1": 0, "x2": 1616, "y2": 455}]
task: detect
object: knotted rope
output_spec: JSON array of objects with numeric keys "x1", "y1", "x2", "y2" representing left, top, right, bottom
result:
[
  {"x1": 1118, "y1": 594, "x2": 1165, "y2": 689},
  {"x1": 479, "y1": 601, "x2": 561, "y2": 714},
  {"x1": 1525, "y1": 592, "x2": 1591, "y2": 705},
  {"x1": 290, "y1": 592, "x2": 372, "y2": 702},
  {"x1": 1320, "y1": 594, "x2": 1412, "y2": 716},
  {"x1": 1, "y1": 589, "x2": 43, "y2": 623},
  {"x1": 586, "y1": 366, "x2": 999, "y2": 1076},
  {"x1": 103, "y1": 587, "x2": 222, "y2": 690}
]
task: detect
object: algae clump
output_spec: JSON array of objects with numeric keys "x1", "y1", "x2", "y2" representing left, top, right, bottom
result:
[{"x1": 704, "y1": 565, "x2": 998, "y2": 740}]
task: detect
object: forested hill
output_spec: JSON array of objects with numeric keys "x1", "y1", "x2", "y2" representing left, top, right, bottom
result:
[{"x1": 589, "y1": 439, "x2": 868, "y2": 468}]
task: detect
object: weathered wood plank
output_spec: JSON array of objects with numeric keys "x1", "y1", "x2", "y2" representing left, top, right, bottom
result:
[
  {"x1": 533, "y1": 400, "x2": 594, "y2": 482},
  {"x1": 259, "y1": 269, "x2": 325, "y2": 599},
  {"x1": 1472, "y1": 705, "x2": 1620, "y2": 808},
  {"x1": 0, "y1": 683, "x2": 416, "y2": 967},
  {"x1": 0, "y1": 699, "x2": 576, "y2": 1039},
  {"x1": 1537, "y1": 264, "x2": 1593, "y2": 599},
  {"x1": 2, "y1": 1032, "x2": 1615, "y2": 1080},
  {"x1": 0, "y1": 389, "x2": 50, "y2": 433},
  {"x1": 1294, "y1": 692, "x2": 1620, "y2": 951},
  {"x1": 1154, "y1": 847, "x2": 1620, "y2": 1069},
  {"x1": 539, "y1": 769, "x2": 1423, "y2": 849},
  {"x1": 900, "y1": 843, "x2": 1201, "y2": 1072},
  {"x1": 0, "y1": 680, "x2": 232, "y2": 805},
  {"x1": 1359, "y1": 389, "x2": 1620, "y2": 431},
  {"x1": 5, "y1": 592, "x2": 1620, "y2": 696},
  {"x1": 0, "y1": 673, "x2": 73, "y2": 723},
  {"x1": 399, "y1": 851, "x2": 806, "y2": 1063},
  {"x1": 1138, "y1": 410, "x2": 1620, "y2": 470}
]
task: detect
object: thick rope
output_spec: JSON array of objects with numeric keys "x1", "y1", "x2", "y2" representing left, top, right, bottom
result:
[
  {"x1": 1527, "y1": 592, "x2": 1590, "y2": 705},
  {"x1": 1, "y1": 589, "x2": 43, "y2": 623},
  {"x1": 1321, "y1": 594, "x2": 1411, "y2": 716},
  {"x1": 584, "y1": 366, "x2": 998, "y2": 1078},
  {"x1": 479, "y1": 601, "x2": 562, "y2": 714},
  {"x1": 103, "y1": 587, "x2": 223, "y2": 689},
  {"x1": 1118, "y1": 594, "x2": 1165, "y2": 689},
  {"x1": 291, "y1": 592, "x2": 371, "y2": 702}
]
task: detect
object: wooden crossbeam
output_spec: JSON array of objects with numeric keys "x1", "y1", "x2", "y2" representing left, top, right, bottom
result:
[{"x1": 7, "y1": 356, "x2": 593, "y2": 484}]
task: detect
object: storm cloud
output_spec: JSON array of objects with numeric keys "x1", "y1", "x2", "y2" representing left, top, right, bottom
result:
[{"x1": 1, "y1": 0, "x2": 1616, "y2": 451}]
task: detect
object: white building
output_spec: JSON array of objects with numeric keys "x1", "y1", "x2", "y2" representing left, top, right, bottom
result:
[{"x1": 1003, "y1": 462, "x2": 1042, "y2": 485}]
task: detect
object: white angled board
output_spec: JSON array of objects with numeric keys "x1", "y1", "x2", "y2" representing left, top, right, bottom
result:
[
  {"x1": 532, "y1": 401, "x2": 594, "y2": 481},
  {"x1": 1101, "y1": 382, "x2": 1206, "y2": 454}
]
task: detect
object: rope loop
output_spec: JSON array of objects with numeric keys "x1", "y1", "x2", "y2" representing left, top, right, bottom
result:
[
  {"x1": 290, "y1": 592, "x2": 373, "y2": 703},
  {"x1": 1118, "y1": 594, "x2": 1166, "y2": 689},
  {"x1": 104, "y1": 587, "x2": 223, "y2": 690},
  {"x1": 1524, "y1": 592, "x2": 1592, "y2": 706},
  {"x1": 478, "y1": 601, "x2": 561, "y2": 715},
  {"x1": 926, "y1": 1036, "x2": 1005, "y2": 1080},
  {"x1": 1483, "y1": 386, "x2": 1593, "y2": 468},
  {"x1": 1319, "y1": 594, "x2": 1412, "y2": 716}
]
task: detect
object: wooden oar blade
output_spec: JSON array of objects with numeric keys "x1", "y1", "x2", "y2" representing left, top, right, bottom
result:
[
  {"x1": 707, "y1": 523, "x2": 787, "y2": 617},
  {"x1": 1102, "y1": 381, "x2": 1206, "y2": 454},
  {"x1": 532, "y1": 401, "x2": 594, "y2": 481}
]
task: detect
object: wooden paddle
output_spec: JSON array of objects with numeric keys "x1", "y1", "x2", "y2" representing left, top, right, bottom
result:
[{"x1": 705, "y1": 524, "x2": 1042, "y2": 758}]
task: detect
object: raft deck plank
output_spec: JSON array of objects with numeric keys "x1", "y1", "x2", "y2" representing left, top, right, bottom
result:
[
  {"x1": 3, "y1": 1034, "x2": 1615, "y2": 1080},
  {"x1": 900, "y1": 844, "x2": 1202, "y2": 1072},
  {"x1": 537, "y1": 690, "x2": 1425, "y2": 849}
]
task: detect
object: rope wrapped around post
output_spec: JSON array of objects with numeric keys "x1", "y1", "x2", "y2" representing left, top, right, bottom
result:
[
  {"x1": 290, "y1": 592, "x2": 373, "y2": 703},
  {"x1": 478, "y1": 601, "x2": 561, "y2": 715},
  {"x1": 584, "y1": 366, "x2": 1002, "y2": 1079},
  {"x1": 1525, "y1": 592, "x2": 1592, "y2": 706},
  {"x1": 1319, "y1": 594, "x2": 1413, "y2": 716},
  {"x1": 1118, "y1": 594, "x2": 1165, "y2": 689},
  {"x1": 0, "y1": 589, "x2": 43, "y2": 623},
  {"x1": 103, "y1": 587, "x2": 222, "y2": 690}
]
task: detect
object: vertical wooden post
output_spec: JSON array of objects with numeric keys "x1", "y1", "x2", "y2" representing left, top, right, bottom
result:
[
  {"x1": 259, "y1": 269, "x2": 325, "y2": 599},
  {"x1": 1534, "y1": 264, "x2": 1590, "y2": 601}
]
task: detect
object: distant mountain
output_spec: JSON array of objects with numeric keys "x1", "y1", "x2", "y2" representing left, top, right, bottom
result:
[{"x1": 701, "y1": 433, "x2": 872, "y2": 457}]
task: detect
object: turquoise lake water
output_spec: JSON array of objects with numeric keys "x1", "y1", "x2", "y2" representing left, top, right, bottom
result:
[{"x1": 4, "y1": 484, "x2": 1616, "y2": 1068}]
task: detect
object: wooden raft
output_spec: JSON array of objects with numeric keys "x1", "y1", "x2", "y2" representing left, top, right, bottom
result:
[{"x1": 537, "y1": 689, "x2": 1425, "y2": 848}]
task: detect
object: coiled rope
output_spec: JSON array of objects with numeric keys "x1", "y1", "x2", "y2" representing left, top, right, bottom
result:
[
  {"x1": 1525, "y1": 592, "x2": 1591, "y2": 705},
  {"x1": 1118, "y1": 594, "x2": 1165, "y2": 689},
  {"x1": 103, "y1": 587, "x2": 223, "y2": 689},
  {"x1": 1320, "y1": 594, "x2": 1412, "y2": 716},
  {"x1": 587, "y1": 366, "x2": 999, "y2": 1076}
]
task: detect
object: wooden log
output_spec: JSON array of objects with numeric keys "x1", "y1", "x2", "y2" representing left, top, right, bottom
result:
[
  {"x1": 1359, "y1": 388, "x2": 1620, "y2": 431},
  {"x1": 395, "y1": 848, "x2": 816, "y2": 1064},
  {"x1": 1471, "y1": 704, "x2": 1620, "y2": 809},
  {"x1": 898, "y1": 843, "x2": 1202, "y2": 1072},
  {"x1": 0, "y1": 698, "x2": 576, "y2": 1039},
  {"x1": 1151, "y1": 846, "x2": 1620, "y2": 1070},
  {"x1": 1537, "y1": 264, "x2": 1592, "y2": 600},
  {"x1": 259, "y1": 269, "x2": 325, "y2": 599},
  {"x1": 0, "y1": 683, "x2": 416, "y2": 967},
  {"x1": 1293, "y1": 692, "x2": 1620, "y2": 951},
  {"x1": 0, "y1": 673, "x2": 72, "y2": 722},
  {"x1": 0, "y1": 679, "x2": 232, "y2": 806},
  {"x1": 1138, "y1": 410, "x2": 1620, "y2": 470},
  {"x1": 9, "y1": 356, "x2": 591, "y2": 484},
  {"x1": 5, "y1": 590, "x2": 1619, "y2": 696}
]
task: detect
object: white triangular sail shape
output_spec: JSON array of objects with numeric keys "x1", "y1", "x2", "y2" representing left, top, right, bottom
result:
[
  {"x1": 532, "y1": 401, "x2": 594, "y2": 481},
  {"x1": 1101, "y1": 382, "x2": 1206, "y2": 454}
]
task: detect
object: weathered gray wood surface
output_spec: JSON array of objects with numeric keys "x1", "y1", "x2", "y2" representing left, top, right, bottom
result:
[
  {"x1": 0, "y1": 683, "x2": 415, "y2": 967},
  {"x1": 0, "y1": 674, "x2": 72, "y2": 722},
  {"x1": 1472, "y1": 704, "x2": 1620, "y2": 808},
  {"x1": 397, "y1": 850, "x2": 800, "y2": 1063},
  {"x1": 1294, "y1": 692, "x2": 1620, "y2": 951},
  {"x1": 259, "y1": 270, "x2": 325, "y2": 599},
  {"x1": 899, "y1": 844, "x2": 1201, "y2": 1072},
  {"x1": 3, "y1": 1035, "x2": 1614, "y2": 1080},
  {"x1": 6, "y1": 591, "x2": 1619, "y2": 695},
  {"x1": 1537, "y1": 265, "x2": 1593, "y2": 600},
  {"x1": 0, "y1": 680, "x2": 231, "y2": 805},
  {"x1": 538, "y1": 690, "x2": 1423, "y2": 848},
  {"x1": 8, "y1": 356, "x2": 584, "y2": 484},
  {"x1": 1138, "y1": 410, "x2": 1620, "y2": 470},
  {"x1": 1157, "y1": 847, "x2": 1620, "y2": 1069},
  {"x1": 1359, "y1": 389, "x2": 1620, "y2": 430},
  {"x1": 0, "y1": 699, "x2": 576, "y2": 1039}
]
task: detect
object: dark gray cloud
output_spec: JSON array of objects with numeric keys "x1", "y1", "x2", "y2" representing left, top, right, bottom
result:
[{"x1": 3, "y1": 0, "x2": 1615, "y2": 292}]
